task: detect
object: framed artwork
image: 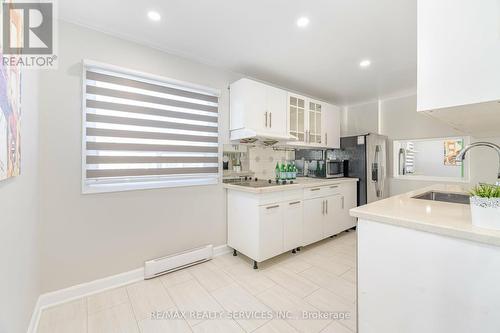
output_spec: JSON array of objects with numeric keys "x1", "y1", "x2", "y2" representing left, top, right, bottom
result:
[
  {"x1": 0, "y1": 2, "x2": 22, "y2": 181},
  {"x1": 444, "y1": 139, "x2": 464, "y2": 166}
]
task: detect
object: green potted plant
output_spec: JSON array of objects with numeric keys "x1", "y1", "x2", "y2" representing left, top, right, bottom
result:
[{"x1": 470, "y1": 184, "x2": 500, "y2": 230}]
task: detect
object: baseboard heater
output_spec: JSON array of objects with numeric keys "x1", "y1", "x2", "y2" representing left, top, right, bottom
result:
[{"x1": 144, "y1": 244, "x2": 213, "y2": 279}]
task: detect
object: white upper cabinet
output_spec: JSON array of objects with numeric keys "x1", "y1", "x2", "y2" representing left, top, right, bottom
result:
[
  {"x1": 288, "y1": 93, "x2": 307, "y2": 144},
  {"x1": 230, "y1": 78, "x2": 342, "y2": 143},
  {"x1": 417, "y1": 0, "x2": 500, "y2": 137},
  {"x1": 266, "y1": 85, "x2": 288, "y2": 136},
  {"x1": 287, "y1": 94, "x2": 340, "y2": 148},
  {"x1": 307, "y1": 99, "x2": 323, "y2": 145},
  {"x1": 229, "y1": 78, "x2": 288, "y2": 139},
  {"x1": 322, "y1": 103, "x2": 340, "y2": 149}
]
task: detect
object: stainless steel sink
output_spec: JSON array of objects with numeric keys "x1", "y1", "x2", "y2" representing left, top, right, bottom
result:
[{"x1": 412, "y1": 191, "x2": 470, "y2": 205}]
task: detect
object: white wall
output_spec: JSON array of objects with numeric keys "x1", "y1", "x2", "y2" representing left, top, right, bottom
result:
[
  {"x1": 412, "y1": 140, "x2": 463, "y2": 178},
  {"x1": 0, "y1": 71, "x2": 41, "y2": 332},
  {"x1": 341, "y1": 101, "x2": 379, "y2": 137},
  {"x1": 38, "y1": 22, "x2": 241, "y2": 293}
]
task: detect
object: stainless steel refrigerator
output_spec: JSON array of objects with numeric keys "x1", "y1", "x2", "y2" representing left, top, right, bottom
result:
[{"x1": 341, "y1": 133, "x2": 389, "y2": 206}]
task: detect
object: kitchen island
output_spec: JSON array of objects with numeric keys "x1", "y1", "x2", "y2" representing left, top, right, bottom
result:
[
  {"x1": 351, "y1": 184, "x2": 500, "y2": 333},
  {"x1": 224, "y1": 177, "x2": 358, "y2": 268}
]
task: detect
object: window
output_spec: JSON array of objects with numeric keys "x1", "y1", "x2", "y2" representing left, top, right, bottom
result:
[
  {"x1": 393, "y1": 136, "x2": 470, "y2": 182},
  {"x1": 82, "y1": 61, "x2": 220, "y2": 193}
]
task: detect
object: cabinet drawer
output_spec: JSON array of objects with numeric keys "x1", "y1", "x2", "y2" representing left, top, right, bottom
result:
[
  {"x1": 303, "y1": 184, "x2": 341, "y2": 199},
  {"x1": 258, "y1": 189, "x2": 303, "y2": 206}
]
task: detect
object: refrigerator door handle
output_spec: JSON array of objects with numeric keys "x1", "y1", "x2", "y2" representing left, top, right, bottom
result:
[{"x1": 372, "y1": 145, "x2": 383, "y2": 198}]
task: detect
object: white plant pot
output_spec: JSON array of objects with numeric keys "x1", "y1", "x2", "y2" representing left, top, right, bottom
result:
[{"x1": 470, "y1": 196, "x2": 500, "y2": 230}]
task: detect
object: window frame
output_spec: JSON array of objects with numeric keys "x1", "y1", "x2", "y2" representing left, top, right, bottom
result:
[
  {"x1": 392, "y1": 136, "x2": 471, "y2": 183},
  {"x1": 81, "y1": 60, "x2": 221, "y2": 194}
]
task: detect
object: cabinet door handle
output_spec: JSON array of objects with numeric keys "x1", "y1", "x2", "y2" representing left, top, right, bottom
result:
[
  {"x1": 310, "y1": 187, "x2": 321, "y2": 191},
  {"x1": 322, "y1": 200, "x2": 325, "y2": 215},
  {"x1": 326, "y1": 200, "x2": 328, "y2": 214},
  {"x1": 325, "y1": 133, "x2": 328, "y2": 145},
  {"x1": 265, "y1": 112, "x2": 268, "y2": 127},
  {"x1": 342, "y1": 196, "x2": 345, "y2": 209},
  {"x1": 266, "y1": 204, "x2": 279, "y2": 210},
  {"x1": 330, "y1": 185, "x2": 339, "y2": 189},
  {"x1": 289, "y1": 201, "x2": 301, "y2": 206},
  {"x1": 269, "y1": 112, "x2": 272, "y2": 128}
]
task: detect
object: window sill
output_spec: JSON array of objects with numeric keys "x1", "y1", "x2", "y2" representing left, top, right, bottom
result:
[
  {"x1": 392, "y1": 175, "x2": 469, "y2": 183},
  {"x1": 82, "y1": 177, "x2": 219, "y2": 194}
]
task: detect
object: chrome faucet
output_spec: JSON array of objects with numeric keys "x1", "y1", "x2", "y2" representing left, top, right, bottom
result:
[{"x1": 456, "y1": 141, "x2": 500, "y2": 186}]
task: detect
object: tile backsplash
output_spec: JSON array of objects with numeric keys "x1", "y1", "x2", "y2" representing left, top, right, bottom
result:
[{"x1": 248, "y1": 146, "x2": 295, "y2": 179}]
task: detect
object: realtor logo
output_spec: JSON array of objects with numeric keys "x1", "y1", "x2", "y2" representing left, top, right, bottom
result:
[
  {"x1": 2, "y1": 2, "x2": 53, "y2": 54},
  {"x1": 1, "y1": 1, "x2": 57, "y2": 68}
]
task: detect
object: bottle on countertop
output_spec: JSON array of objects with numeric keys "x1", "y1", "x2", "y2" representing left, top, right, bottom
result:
[
  {"x1": 275, "y1": 162, "x2": 281, "y2": 180},
  {"x1": 280, "y1": 162, "x2": 286, "y2": 180}
]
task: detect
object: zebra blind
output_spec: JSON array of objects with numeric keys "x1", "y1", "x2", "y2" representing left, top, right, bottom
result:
[{"x1": 83, "y1": 62, "x2": 220, "y2": 193}]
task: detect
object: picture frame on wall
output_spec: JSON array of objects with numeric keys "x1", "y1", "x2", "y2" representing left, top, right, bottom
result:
[{"x1": 0, "y1": 2, "x2": 22, "y2": 181}]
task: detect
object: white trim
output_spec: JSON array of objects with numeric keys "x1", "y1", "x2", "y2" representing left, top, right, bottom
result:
[
  {"x1": 27, "y1": 297, "x2": 42, "y2": 333},
  {"x1": 27, "y1": 244, "x2": 231, "y2": 332},
  {"x1": 213, "y1": 244, "x2": 232, "y2": 256},
  {"x1": 83, "y1": 176, "x2": 219, "y2": 194},
  {"x1": 83, "y1": 59, "x2": 221, "y2": 97}
]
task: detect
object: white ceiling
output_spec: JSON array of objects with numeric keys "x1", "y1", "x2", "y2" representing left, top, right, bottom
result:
[{"x1": 59, "y1": 0, "x2": 417, "y2": 105}]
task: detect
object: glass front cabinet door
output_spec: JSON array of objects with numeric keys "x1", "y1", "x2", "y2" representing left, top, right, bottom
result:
[
  {"x1": 288, "y1": 94, "x2": 324, "y2": 146},
  {"x1": 308, "y1": 100, "x2": 322, "y2": 145},
  {"x1": 288, "y1": 94, "x2": 306, "y2": 143}
]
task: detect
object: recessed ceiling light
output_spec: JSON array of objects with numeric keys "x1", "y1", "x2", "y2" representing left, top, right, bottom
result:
[
  {"x1": 296, "y1": 17, "x2": 310, "y2": 28},
  {"x1": 147, "y1": 11, "x2": 161, "y2": 22},
  {"x1": 359, "y1": 59, "x2": 371, "y2": 68}
]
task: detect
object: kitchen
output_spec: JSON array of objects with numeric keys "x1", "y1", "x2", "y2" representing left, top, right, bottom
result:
[{"x1": 1, "y1": 1, "x2": 500, "y2": 333}]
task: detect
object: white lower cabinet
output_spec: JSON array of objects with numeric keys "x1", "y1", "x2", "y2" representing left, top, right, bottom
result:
[
  {"x1": 283, "y1": 200, "x2": 303, "y2": 251},
  {"x1": 323, "y1": 194, "x2": 344, "y2": 236},
  {"x1": 259, "y1": 203, "x2": 284, "y2": 260},
  {"x1": 303, "y1": 197, "x2": 325, "y2": 245},
  {"x1": 339, "y1": 183, "x2": 357, "y2": 231},
  {"x1": 227, "y1": 181, "x2": 357, "y2": 267}
]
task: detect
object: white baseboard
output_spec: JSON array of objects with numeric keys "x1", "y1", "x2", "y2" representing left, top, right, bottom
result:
[
  {"x1": 213, "y1": 244, "x2": 232, "y2": 257},
  {"x1": 27, "y1": 244, "x2": 231, "y2": 333}
]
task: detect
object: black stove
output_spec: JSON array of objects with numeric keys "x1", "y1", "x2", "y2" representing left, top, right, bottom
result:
[{"x1": 230, "y1": 177, "x2": 295, "y2": 188}]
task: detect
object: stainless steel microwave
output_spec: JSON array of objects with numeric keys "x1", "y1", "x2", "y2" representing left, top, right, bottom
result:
[{"x1": 325, "y1": 160, "x2": 346, "y2": 178}]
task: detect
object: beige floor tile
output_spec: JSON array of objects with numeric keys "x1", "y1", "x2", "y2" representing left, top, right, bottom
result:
[
  {"x1": 88, "y1": 303, "x2": 139, "y2": 333},
  {"x1": 211, "y1": 283, "x2": 271, "y2": 332},
  {"x1": 211, "y1": 252, "x2": 245, "y2": 269},
  {"x1": 340, "y1": 268, "x2": 356, "y2": 284},
  {"x1": 165, "y1": 279, "x2": 223, "y2": 325},
  {"x1": 138, "y1": 317, "x2": 192, "y2": 333},
  {"x1": 159, "y1": 268, "x2": 194, "y2": 289},
  {"x1": 87, "y1": 286, "x2": 129, "y2": 314},
  {"x1": 279, "y1": 258, "x2": 313, "y2": 273},
  {"x1": 300, "y1": 253, "x2": 352, "y2": 276},
  {"x1": 300, "y1": 267, "x2": 356, "y2": 304},
  {"x1": 127, "y1": 279, "x2": 175, "y2": 320},
  {"x1": 264, "y1": 267, "x2": 320, "y2": 298},
  {"x1": 252, "y1": 320, "x2": 298, "y2": 333},
  {"x1": 305, "y1": 288, "x2": 355, "y2": 331},
  {"x1": 224, "y1": 263, "x2": 276, "y2": 295},
  {"x1": 320, "y1": 321, "x2": 354, "y2": 333},
  {"x1": 37, "y1": 298, "x2": 87, "y2": 333},
  {"x1": 192, "y1": 319, "x2": 245, "y2": 333},
  {"x1": 189, "y1": 261, "x2": 234, "y2": 292},
  {"x1": 256, "y1": 286, "x2": 331, "y2": 333}
]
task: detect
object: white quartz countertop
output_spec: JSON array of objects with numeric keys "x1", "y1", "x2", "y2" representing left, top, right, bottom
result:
[
  {"x1": 350, "y1": 184, "x2": 500, "y2": 247},
  {"x1": 223, "y1": 177, "x2": 359, "y2": 194}
]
